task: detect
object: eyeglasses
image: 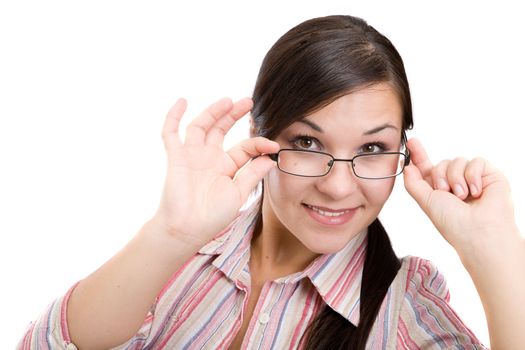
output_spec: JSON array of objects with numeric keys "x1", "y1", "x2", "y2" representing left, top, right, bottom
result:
[{"x1": 268, "y1": 149, "x2": 410, "y2": 179}]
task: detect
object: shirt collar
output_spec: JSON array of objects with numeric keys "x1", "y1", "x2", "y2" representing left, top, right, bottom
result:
[
  {"x1": 198, "y1": 198, "x2": 260, "y2": 287},
  {"x1": 304, "y1": 230, "x2": 367, "y2": 326},
  {"x1": 198, "y1": 195, "x2": 367, "y2": 326}
]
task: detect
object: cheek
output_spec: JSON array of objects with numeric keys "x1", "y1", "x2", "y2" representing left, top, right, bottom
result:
[
  {"x1": 265, "y1": 169, "x2": 289, "y2": 207},
  {"x1": 362, "y1": 178, "x2": 396, "y2": 206},
  {"x1": 266, "y1": 168, "x2": 304, "y2": 200},
  {"x1": 265, "y1": 168, "x2": 283, "y2": 195}
]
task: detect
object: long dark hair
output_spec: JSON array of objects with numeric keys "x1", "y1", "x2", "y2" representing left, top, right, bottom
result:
[{"x1": 250, "y1": 15, "x2": 413, "y2": 349}]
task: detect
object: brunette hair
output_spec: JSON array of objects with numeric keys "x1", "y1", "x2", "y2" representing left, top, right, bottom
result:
[{"x1": 250, "y1": 15, "x2": 412, "y2": 348}]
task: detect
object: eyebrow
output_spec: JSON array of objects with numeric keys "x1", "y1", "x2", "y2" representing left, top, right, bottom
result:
[
  {"x1": 299, "y1": 119, "x2": 323, "y2": 132},
  {"x1": 299, "y1": 119, "x2": 399, "y2": 135},
  {"x1": 363, "y1": 123, "x2": 399, "y2": 135}
]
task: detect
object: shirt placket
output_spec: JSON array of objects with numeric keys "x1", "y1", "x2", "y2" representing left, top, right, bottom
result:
[{"x1": 242, "y1": 281, "x2": 285, "y2": 350}]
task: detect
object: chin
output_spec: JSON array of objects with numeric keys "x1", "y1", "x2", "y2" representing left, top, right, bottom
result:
[
  {"x1": 301, "y1": 220, "x2": 369, "y2": 255},
  {"x1": 303, "y1": 235, "x2": 353, "y2": 255}
]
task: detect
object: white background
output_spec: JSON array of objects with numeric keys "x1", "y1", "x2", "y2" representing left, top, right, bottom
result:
[{"x1": 1, "y1": 1, "x2": 524, "y2": 347}]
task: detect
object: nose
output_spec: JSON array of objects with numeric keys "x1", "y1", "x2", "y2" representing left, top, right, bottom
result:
[{"x1": 315, "y1": 160, "x2": 359, "y2": 201}]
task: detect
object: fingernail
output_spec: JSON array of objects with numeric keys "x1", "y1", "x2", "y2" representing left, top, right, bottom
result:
[
  {"x1": 453, "y1": 184, "x2": 464, "y2": 197},
  {"x1": 469, "y1": 183, "x2": 478, "y2": 196},
  {"x1": 438, "y1": 178, "x2": 448, "y2": 190}
]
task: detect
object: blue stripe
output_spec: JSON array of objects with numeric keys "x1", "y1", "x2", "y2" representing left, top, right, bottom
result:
[
  {"x1": 429, "y1": 269, "x2": 444, "y2": 294},
  {"x1": 405, "y1": 282, "x2": 462, "y2": 348},
  {"x1": 45, "y1": 299, "x2": 58, "y2": 349},
  {"x1": 269, "y1": 283, "x2": 300, "y2": 349},
  {"x1": 182, "y1": 286, "x2": 237, "y2": 349},
  {"x1": 124, "y1": 336, "x2": 148, "y2": 349},
  {"x1": 311, "y1": 254, "x2": 336, "y2": 280},
  {"x1": 255, "y1": 284, "x2": 279, "y2": 350},
  {"x1": 144, "y1": 256, "x2": 215, "y2": 350},
  {"x1": 217, "y1": 213, "x2": 257, "y2": 273},
  {"x1": 200, "y1": 289, "x2": 240, "y2": 349}
]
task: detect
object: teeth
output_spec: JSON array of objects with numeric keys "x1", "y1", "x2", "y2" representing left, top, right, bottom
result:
[{"x1": 307, "y1": 205, "x2": 350, "y2": 217}]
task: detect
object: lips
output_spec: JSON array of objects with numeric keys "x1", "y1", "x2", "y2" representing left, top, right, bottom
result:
[
  {"x1": 302, "y1": 203, "x2": 358, "y2": 226},
  {"x1": 304, "y1": 204, "x2": 352, "y2": 217}
]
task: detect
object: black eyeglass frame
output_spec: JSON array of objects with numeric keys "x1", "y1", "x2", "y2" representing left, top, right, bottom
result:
[{"x1": 268, "y1": 148, "x2": 411, "y2": 180}]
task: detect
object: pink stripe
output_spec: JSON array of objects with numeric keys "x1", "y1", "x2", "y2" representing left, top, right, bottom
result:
[
  {"x1": 19, "y1": 323, "x2": 34, "y2": 349},
  {"x1": 191, "y1": 289, "x2": 238, "y2": 347},
  {"x1": 157, "y1": 253, "x2": 200, "y2": 300},
  {"x1": 397, "y1": 318, "x2": 421, "y2": 349},
  {"x1": 331, "y1": 239, "x2": 366, "y2": 304},
  {"x1": 157, "y1": 269, "x2": 224, "y2": 349},
  {"x1": 146, "y1": 255, "x2": 211, "y2": 347},
  {"x1": 216, "y1": 320, "x2": 240, "y2": 349},
  {"x1": 415, "y1": 275, "x2": 479, "y2": 344},
  {"x1": 240, "y1": 282, "x2": 272, "y2": 349},
  {"x1": 408, "y1": 258, "x2": 480, "y2": 345},
  {"x1": 216, "y1": 280, "x2": 250, "y2": 348},
  {"x1": 60, "y1": 282, "x2": 79, "y2": 343},
  {"x1": 324, "y1": 237, "x2": 366, "y2": 301},
  {"x1": 260, "y1": 285, "x2": 295, "y2": 349},
  {"x1": 289, "y1": 284, "x2": 318, "y2": 348},
  {"x1": 38, "y1": 305, "x2": 52, "y2": 350},
  {"x1": 374, "y1": 298, "x2": 387, "y2": 344},
  {"x1": 405, "y1": 256, "x2": 418, "y2": 290},
  {"x1": 213, "y1": 221, "x2": 237, "y2": 240},
  {"x1": 297, "y1": 295, "x2": 324, "y2": 349},
  {"x1": 334, "y1": 244, "x2": 366, "y2": 306}
]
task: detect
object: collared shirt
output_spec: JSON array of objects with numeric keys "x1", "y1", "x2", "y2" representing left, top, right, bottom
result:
[{"x1": 18, "y1": 199, "x2": 489, "y2": 349}]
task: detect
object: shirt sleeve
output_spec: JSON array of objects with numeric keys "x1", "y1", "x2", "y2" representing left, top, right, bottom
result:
[
  {"x1": 396, "y1": 256, "x2": 489, "y2": 349},
  {"x1": 16, "y1": 283, "x2": 79, "y2": 350},
  {"x1": 16, "y1": 282, "x2": 156, "y2": 350}
]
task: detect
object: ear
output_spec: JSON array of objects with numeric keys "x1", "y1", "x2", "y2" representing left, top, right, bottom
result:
[{"x1": 249, "y1": 116, "x2": 257, "y2": 138}]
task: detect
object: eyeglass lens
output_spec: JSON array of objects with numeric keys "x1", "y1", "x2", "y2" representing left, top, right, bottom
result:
[{"x1": 277, "y1": 150, "x2": 406, "y2": 178}]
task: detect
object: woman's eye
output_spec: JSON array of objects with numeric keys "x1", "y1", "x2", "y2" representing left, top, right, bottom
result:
[
  {"x1": 291, "y1": 136, "x2": 321, "y2": 150},
  {"x1": 360, "y1": 143, "x2": 386, "y2": 153}
]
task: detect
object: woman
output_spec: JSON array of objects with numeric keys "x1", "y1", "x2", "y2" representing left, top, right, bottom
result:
[{"x1": 18, "y1": 15, "x2": 524, "y2": 349}]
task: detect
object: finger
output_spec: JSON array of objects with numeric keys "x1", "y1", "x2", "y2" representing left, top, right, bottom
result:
[
  {"x1": 406, "y1": 138, "x2": 434, "y2": 179},
  {"x1": 234, "y1": 155, "x2": 277, "y2": 204},
  {"x1": 184, "y1": 98, "x2": 234, "y2": 146},
  {"x1": 403, "y1": 162, "x2": 434, "y2": 215},
  {"x1": 162, "y1": 98, "x2": 187, "y2": 151},
  {"x1": 206, "y1": 98, "x2": 253, "y2": 146},
  {"x1": 430, "y1": 160, "x2": 451, "y2": 191},
  {"x1": 226, "y1": 137, "x2": 280, "y2": 173},
  {"x1": 446, "y1": 157, "x2": 469, "y2": 199},
  {"x1": 464, "y1": 157, "x2": 486, "y2": 198}
]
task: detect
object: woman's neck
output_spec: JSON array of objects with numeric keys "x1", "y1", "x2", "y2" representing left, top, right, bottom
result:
[{"x1": 249, "y1": 222, "x2": 320, "y2": 281}]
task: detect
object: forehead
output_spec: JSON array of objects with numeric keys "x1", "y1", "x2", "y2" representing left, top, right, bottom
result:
[{"x1": 301, "y1": 83, "x2": 403, "y2": 132}]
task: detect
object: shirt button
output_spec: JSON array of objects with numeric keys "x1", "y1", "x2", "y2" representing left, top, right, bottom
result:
[{"x1": 258, "y1": 312, "x2": 270, "y2": 324}]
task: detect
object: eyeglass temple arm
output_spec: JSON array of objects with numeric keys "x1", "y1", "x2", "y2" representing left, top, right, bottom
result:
[
  {"x1": 267, "y1": 153, "x2": 279, "y2": 162},
  {"x1": 252, "y1": 154, "x2": 279, "y2": 161}
]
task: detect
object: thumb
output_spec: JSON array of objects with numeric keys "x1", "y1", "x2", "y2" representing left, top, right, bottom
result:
[
  {"x1": 403, "y1": 163, "x2": 433, "y2": 214},
  {"x1": 233, "y1": 155, "x2": 276, "y2": 203}
]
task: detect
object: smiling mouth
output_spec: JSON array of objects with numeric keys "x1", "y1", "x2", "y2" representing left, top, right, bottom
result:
[{"x1": 303, "y1": 204, "x2": 354, "y2": 217}]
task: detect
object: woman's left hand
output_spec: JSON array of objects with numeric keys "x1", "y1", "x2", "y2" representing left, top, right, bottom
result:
[{"x1": 403, "y1": 138, "x2": 519, "y2": 258}]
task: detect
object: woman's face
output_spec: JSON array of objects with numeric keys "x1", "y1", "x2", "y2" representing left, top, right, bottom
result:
[{"x1": 261, "y1": 83, "x2": 404, "y2": 254}]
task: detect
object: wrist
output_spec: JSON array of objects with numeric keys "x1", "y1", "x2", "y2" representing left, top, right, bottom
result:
[
  {"x1": 458, "y1": 225, "x2": 523, "y2": 273},
  {"x1": 138, "y1": 218, "x2": 204, "y2": 265}
]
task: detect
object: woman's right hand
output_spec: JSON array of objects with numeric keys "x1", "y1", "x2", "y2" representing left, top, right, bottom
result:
[{"x1": 151, "y1": 97, "x2": 279, "y2": 248}]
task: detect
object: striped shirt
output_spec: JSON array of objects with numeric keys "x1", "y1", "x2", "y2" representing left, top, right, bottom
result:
[{"x1": 18, "y1": 198, "x2": 489, "y2": 349}]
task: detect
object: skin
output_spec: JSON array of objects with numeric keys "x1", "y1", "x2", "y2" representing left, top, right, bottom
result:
[
  {"x1": 232, "y1": 83, "x2": 404, "y2": 350},
  {"x1": 404, "y1": 138, "x2": 525, "y2": 349},
  {"x1": 255, "y1": 83, "x2": 403, "y2": 271},
  {"x1": 66, "y1": 94, "x2": 524, "y2": 350}
]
